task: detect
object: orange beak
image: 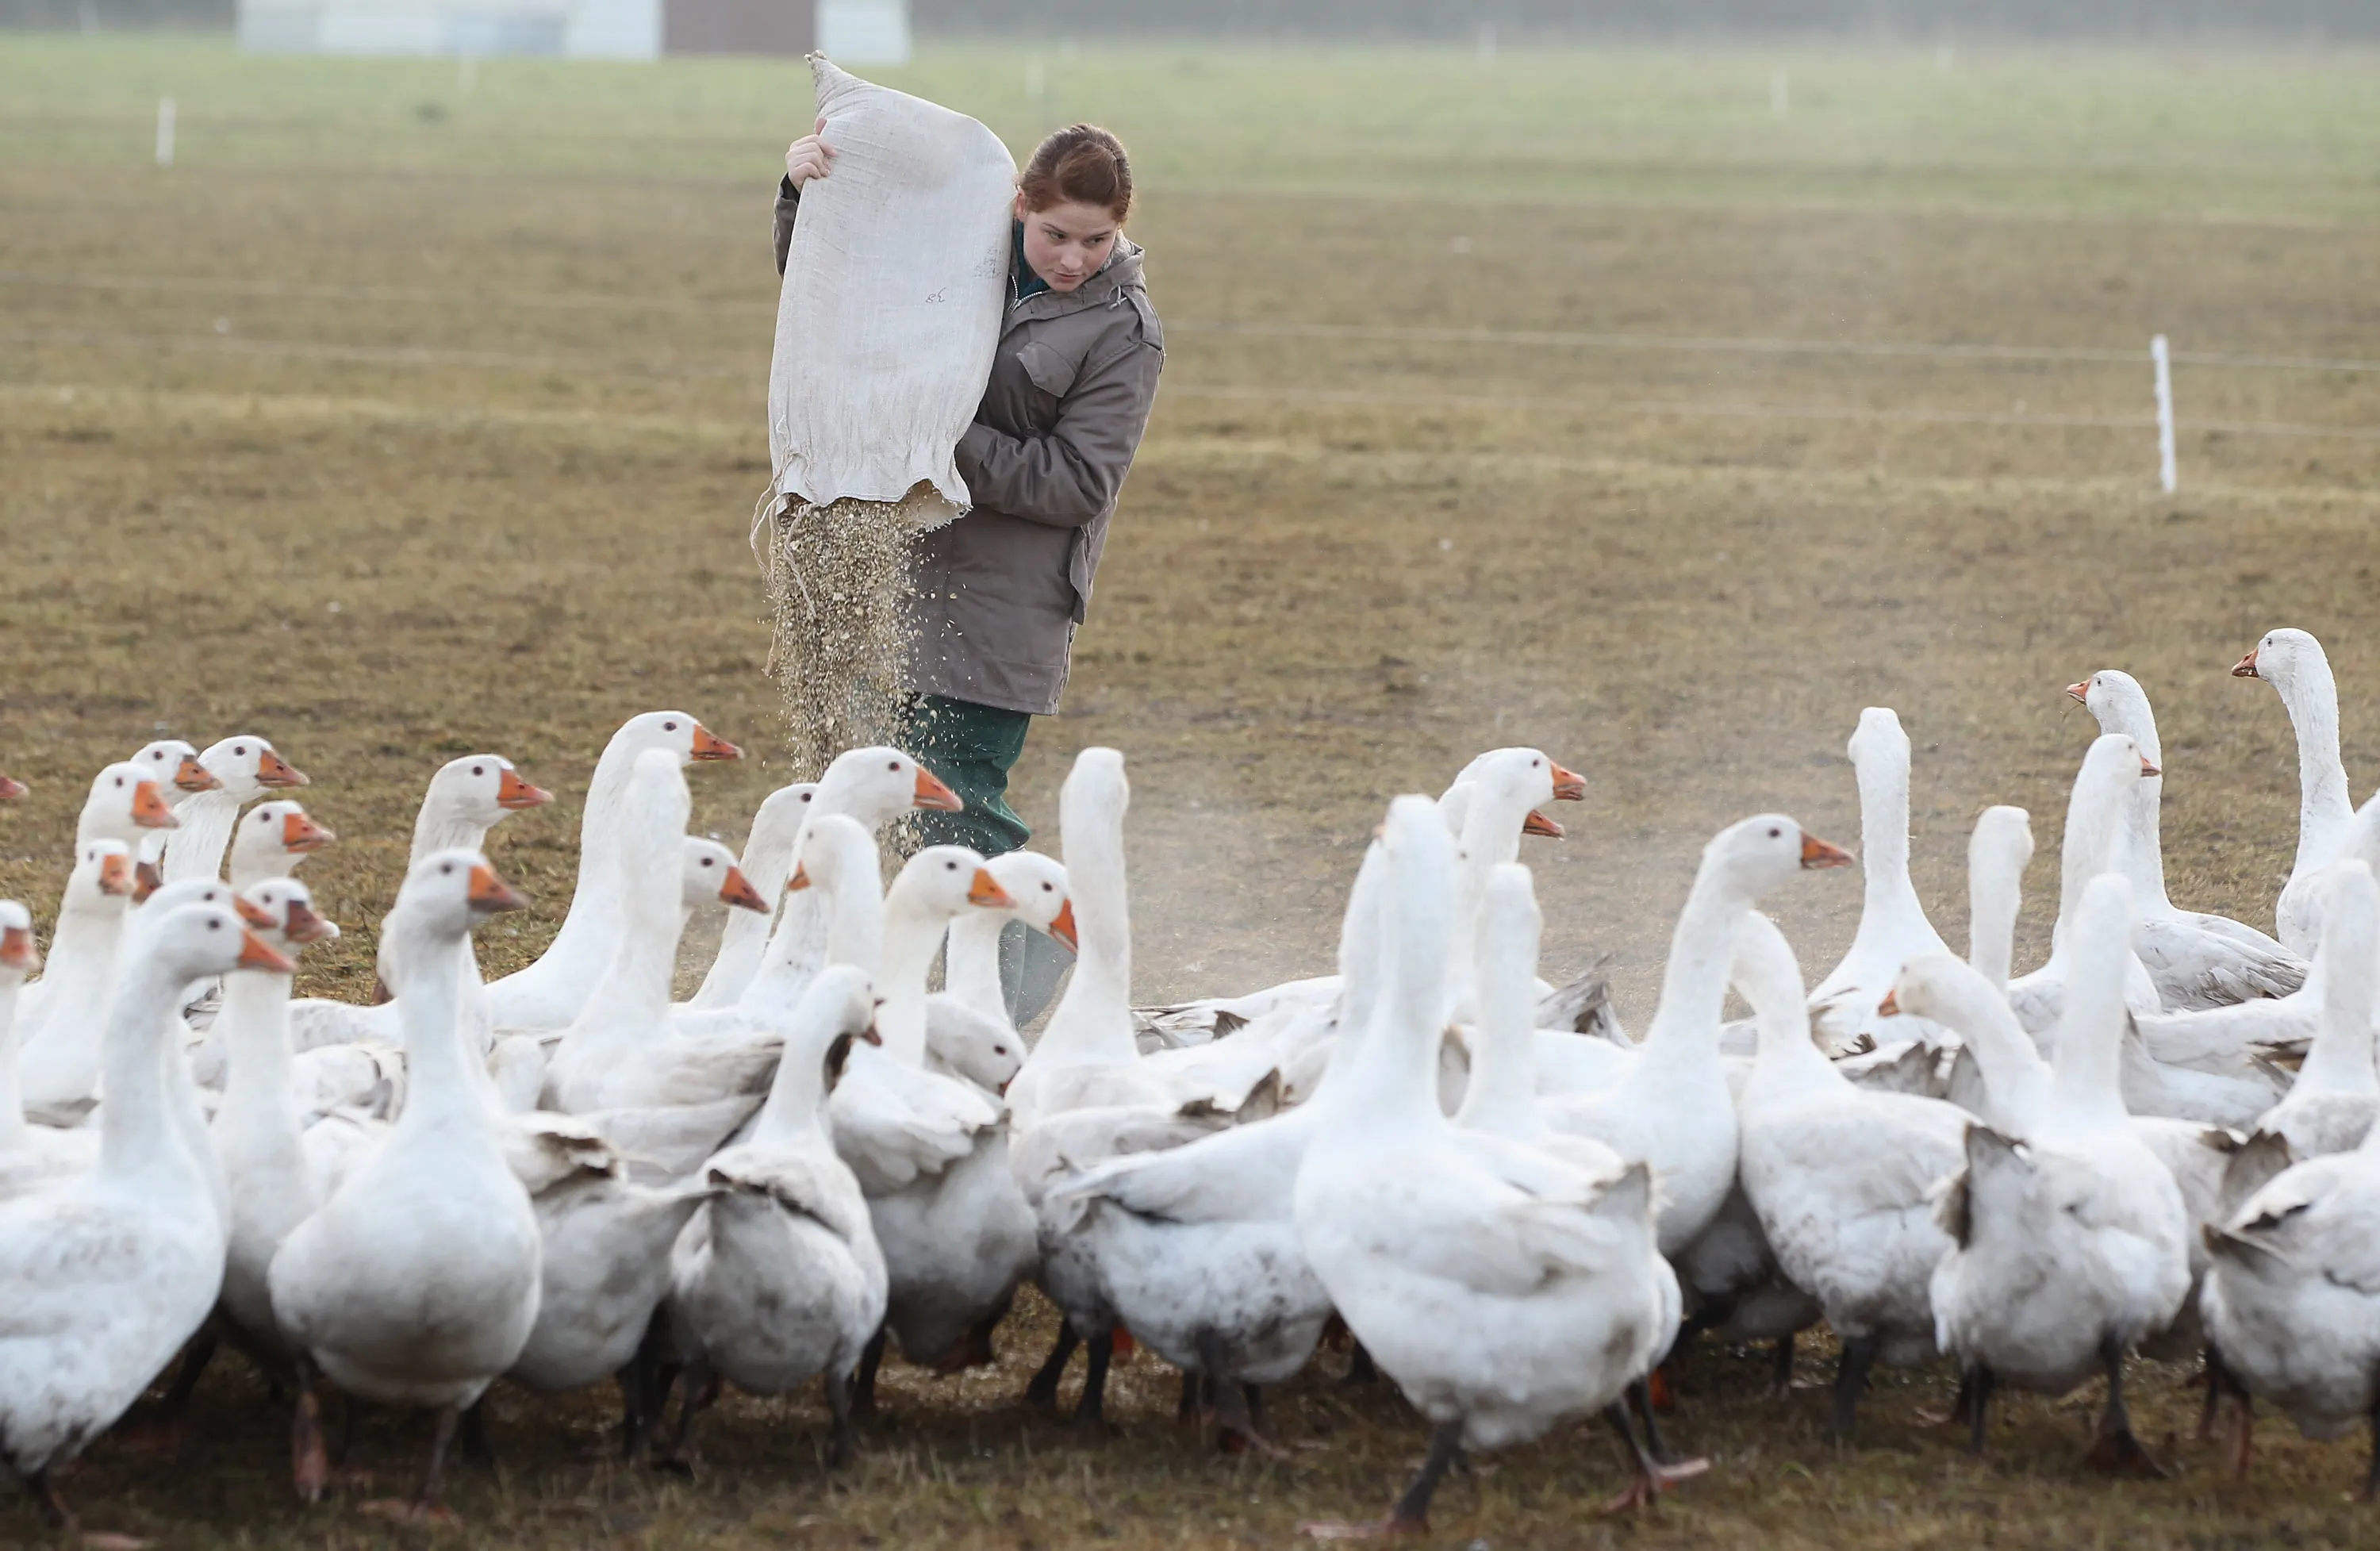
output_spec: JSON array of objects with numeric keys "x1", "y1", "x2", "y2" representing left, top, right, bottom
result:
[
  {"x1": 255, "y1": 749, "x2": 309, "y2": 789},
  {"x1": 281, "y1": 810, "x2": 336, "y2": 852},
  {"x1": 132, "y1": 859, "x2": 162, "y2": 903},
  {"x1": 2064, "y1": 681, "x2": 2090, "y2": 705},
  {"x1": 466, "y1": 862, "x2": 529, "y2": 913},
  {"x1": 1799, "y1": 831, "x2": 1856, "y2": 870},
  {"x1": 496, "y1": 768, "x2": 553, "y2": 809},
  {"x1": 968, "y1": 868, "x2": 1016, "y2": 908},
  {"x1": 785, "y1": 862, "x2": 812, "y2": 893},
  {"x1": 1876, "y1": 989, "x2": 1902, "y2": 1018},
  {"x1": 2232, "y1": 647, "x2": 2260, "y2": 679},
  {"x1": 718, "y1": 865, "x2": 770, "y2": 914},
  {"x1": 131, "y1": 780, "x2": 179, "y2": 829},
  {"x1": 912, "y1": 767, "x2": 963, "y2": 812},
  {"x1": 859, "y1": 1021, "x2": 885, "y2": 1047},
  {"x1": 98, "y1": 852, "x2": 136, "y2": 896},
  {"x1": 0, "y1": 925, "x2": 39, "y2": 973},
  {"x1": 0, "y1": 776, "x2": 27, "y2": 800},
  {"x1": 234, "y1": 895, "x2": 278, "y2": 930},
  {"x1": 1549, "y1": 761, "x2": 1587, "y2": 802},
  {"x1": 236, "y1": 929, "x2": 295, "y2": 973},
  {"x1": 1522, "y1": 810, "x2": 1565, "y2": 840},
  {"x1": 174, "y1": 755, "x2": 220, "y2": 793},
  {"x1": 1046, "y1": 897, "x2": 1080, "y2": 953},
  {"x1": 282, "y1": 899, "x2": 338, "y2": 945},
  {"x1": 689, "y1": 724, "x2": 743, "y2": 762},
  {"x1": 2139, "y1": 755, "x2": 2163, "y2": 779}
]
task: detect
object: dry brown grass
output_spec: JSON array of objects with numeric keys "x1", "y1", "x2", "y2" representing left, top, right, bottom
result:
[{"x1": 5, "y1": 36, "x2": 2380, "y2": 1547}]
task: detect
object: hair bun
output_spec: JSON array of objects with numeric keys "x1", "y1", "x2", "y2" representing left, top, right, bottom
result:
[{"x1": 1019, "y1": 124, "x2": 1132, "y2": 223}]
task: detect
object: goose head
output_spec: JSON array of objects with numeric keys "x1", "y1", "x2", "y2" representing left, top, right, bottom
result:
[
  {"x1": 820, "y1": 746, "x2": 961, "y2": 823},
  {"x1": 1705, "y1": 812, "x2": 1854, "y2": 901},
  {"x1": 239, "y1": 877, "x2": 340, "y2": 950},
  {"x1": 683, "y1": 838, "x2": 767, "y2": 915},
  {"x1": 0, "y1": 899, "x2": 40, "y2": 977},
  {"x1": 135, "y1": 877, "x2": 275, "y2": 935},
  {"x1": 982, "y1": 850, "x2": 1076, "y2": 950},
  {"x1": 787, "y1": 814, "x2": 877, "y2": 898},
  {"x1": 795, "y1": 963, "x2": 882, "y2": 1092},
  {"x1": 1846, "y1": 704, "x2": 1910, "y2": 771},
  {"x1": 1456, "y1": 747, "x2": 1582, "y2": 840},
  {"x1": 82, "y1": 762, "x2": 179, "y2": 844},
  {"x1": 616, "y1": 711, "x2": 742, "y2": 767},
  {"x1": 128, "y1": 738, "x2": 216, "y2": 796},
  {"x1": 426, "y1": 754, "x2": 553, "y2": 827},
  {"x1": 1880, "y1": 952, "x2": 2003, "y2": 1032},
  {"x1": 890, "y1": 846, "x2": 1015, "y2": 923},
  {"x1": 2075, "y1": 732, "x2": 2159, "y2": 812},
  {"x1": 200, "y1": 735, "x2": 309, "y2": 800},
  {"x1": 234, "y1": 800, "x2": 336, "y2": 873},
  {"x1": 2232, "y1": 627, "x2": 2327, "y2": 691},
  {"x1": 0, "y1": 776, "x2": 24, "y2": 800},
  {"x1": 149, "y1": 900, "x2": 295, "y2": 981},
  {"x1": 394, "y1": 848, "x2": 531, "y2": 938},
  {"x1": 2069, "y1": 670, "x2": 2156, "y2": 743},
  {"x1": 67, "y1": 839, "x2": 139, "y2": 911}
]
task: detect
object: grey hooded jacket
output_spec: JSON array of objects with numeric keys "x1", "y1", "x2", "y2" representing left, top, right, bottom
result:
[{"x1": 774, "y1": 179, "x2": 1163, "y2": 716}]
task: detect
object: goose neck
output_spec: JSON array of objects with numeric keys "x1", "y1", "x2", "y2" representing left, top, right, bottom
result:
[
  {"x1": 1035, "y1": 812, "x2": 1134, "y2": 1064},
  {"x1": 1967, "y1": 861, "x2": 2019, "y2": 991},
  {"x1": 411, "y1": 810, "x2": 494, "y2": 866},
  {"x1": 1642, "y1": 866, "x2": 1746, "y2": 1053},
  {"x1": 875, "y1": 889, "x2": 948, "y2": 1065},
  {"x1": 2281, "y1": 662, "x2": 2353, "y2": 870},
  {"x1": 576, "y1": 824, "x2": 682, "y2": 1031},
  {"x1": 217, "y1": 965, "x2": 303, "y2": 1140},
  {"x1": 163, "y1": 791, "x2": 240, "y2": 885},
  {"x1": 97, "y1": 954, "x2": 190, "y2": 1181},
  {"x1": 753, "y1": 1030, "x2": 838, "y2": 1147},
  {"x1": 390, "y1": 916, "x2": 479, "y2": 1131},
  {"x1": 0, "y1": 976, "x2": 25, "y2": 1150},
  {"x1": 2048, "y1": 950, "x2": 2130, "y2": 1129},
  {"x1": 944, "y1": 910, "x2": 1008, "y2": 1024},
  {"x1": 2301, "y1": 931, "x2": 2380, "y2": 1096},
  {"x1": 1855, "y1": 743, "x2": 1914, "y2": 899}
]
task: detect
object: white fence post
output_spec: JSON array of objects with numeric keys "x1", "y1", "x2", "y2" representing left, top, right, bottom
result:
[
  {"x1": 2152, "y1": 334, "x2": 2177, "y2": 494},
  {"x1": 155, "y1": 96, "x2": 175, "y2": 167},
  {"x1": 1772, "y1": 68, "x2": 1790, "y2": 120}
]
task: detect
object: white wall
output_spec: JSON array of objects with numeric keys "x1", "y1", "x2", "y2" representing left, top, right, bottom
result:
[{"x1": 817, "y1": 0, "x2": 907, "y2": 63}]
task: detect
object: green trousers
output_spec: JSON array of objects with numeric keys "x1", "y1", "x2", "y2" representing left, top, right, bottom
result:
[{"x1": 901, "y1": 693, "x2": 1032, "y2": 857}]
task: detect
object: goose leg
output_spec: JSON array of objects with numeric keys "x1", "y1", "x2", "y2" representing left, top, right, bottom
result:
[
  {"x1": 659, "y1": 1353, "x2": 720, "y2": 1474},
  {"x1": 1176, "y1": 1369, "x2": 1200, "y2": 1423},
  {"x1": 616, "y1": 1351, "x2": 654, "y2": 1465},
  {"x1": 291, "y1": 1357, "x2": 330, "y2": 1503},
  {"x1": 852, "y1": 1326, "x2": 887, "y2": 1419},
  {"x1": 2364, "y1": 1388, "x2": 2380, "y2": 1502},
  {"x1": 1966, "y1": 1365, "x2": 1995, "y2": 1457},
  {"x1": 1768, "y1": 1333, "x2": 1797, "y2": 1397},
  {"x1": 1195, "y1": 1331, "x2": 1287, "y2": 1459},
  {"x1": 1628, "y1": 1377, "x2": 1683, "y2": 1465},
  {"x1": 1825, "y1": 1334, "x2": 1880, "y2": 1445},
  {"x1": 1026, "y1": 1322, "x2": 1080, "y2": 1411},
  {"x1": 459, "y1": 1396, "x2": 496, "y2": 1469},
  {"x1": 1342, "y1": 1340, "x2": 1379, "y2": 1388},
  {"x1": 825, "y1": 1369, "x2": 858, "y2": 1469},
  {"x1": 411, "y1": 1404, "x2": 462, "y2": 1518},
  {"x1": 25, "y1": 1468, "x2": 73, "y2": 1531},
  {"x1": 2084, "y1": 1338, "x2": 2167, "y2": 1477},
  {"x1": 1072, "y1": 1331, "x2": 1115, "y2": 1428},
  {"x1": 1599, "y1": 1399, "x2": 1710, "y2": 1513},
  {"x1": 1386, "y1": 1421, "x2": 1465, "y2": 1531}
]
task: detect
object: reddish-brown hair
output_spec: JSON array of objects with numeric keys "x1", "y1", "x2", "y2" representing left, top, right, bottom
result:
[{"x1": 1017, "y1": 124, "x2": 1132, "y2": 224}]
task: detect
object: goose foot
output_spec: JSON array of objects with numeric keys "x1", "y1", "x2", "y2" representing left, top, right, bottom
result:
[
  {"x1": 1297, "y1": 1419, "x2": 1464, "y2": 1539},
  {"x1": 1628, "y1": 1378, "x2": 1685, "y2": 1465},
  {"x1": 1069, "y1": 1332, "x2": 1115, "y2": 1430},
  {"x1": 655, "y1": 1355, "x2": 719, "y2": 1477},
  {"x1": 27, "y1": 1468, "x2": 75, "y2": 1531},
  {"x1": 1025, "y1": 1323, "x2": 1080, "y2": 1411},
  {"x1": 1598, "y1": 1401, "x2": 1708, "y2": 1514},
  {"x1": 1960, "y1": 1365, "x2": 1996, "y2": 1457},
  {"x1": 291, "y1": 1387, "x2": 330, "y2": 1504},
  {"x1": 1195, "y1": 1336, "x2": 1289, "y2": 1460},
  {"x1": 2084, "y1": 1340, "x2": 2168, "y2": 1479},
  {"x1": 1914, "y1": 1369, "x2": 1977, "y2": 1429},
  {"x1": 1765, "y1": 1333, "x2": 1811, "y2": 1398},
  {"x1": 825, "y1": 1370, "x2": 858, "y2": 1470}
]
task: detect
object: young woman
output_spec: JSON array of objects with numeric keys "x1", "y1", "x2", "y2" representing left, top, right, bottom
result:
[{"x1": 774, "y1": 118, "x2": 1164, "y2": 866}]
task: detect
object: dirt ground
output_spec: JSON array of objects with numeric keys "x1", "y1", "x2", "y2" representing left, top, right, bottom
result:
[{"x1": 5, "y1": 36, "x2": 2380, "y2": 1548}]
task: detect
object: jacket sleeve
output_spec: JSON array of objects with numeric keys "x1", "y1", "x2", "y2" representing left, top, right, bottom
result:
[
  {"x1": 955, "y1": 320, "x2": 1163, "y2": 529},
  {"x1": 773, "y1": 175, "x2": 800, "y2": 278}
]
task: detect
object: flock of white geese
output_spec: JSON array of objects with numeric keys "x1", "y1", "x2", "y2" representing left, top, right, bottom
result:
[{"x1": 2, "y1": 626, "x2": 2379, "y2": 1536}]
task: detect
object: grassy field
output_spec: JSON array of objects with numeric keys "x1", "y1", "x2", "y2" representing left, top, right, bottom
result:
[{"x1": 5, "y1": 33, "x2": 2380, "y2": 1547}]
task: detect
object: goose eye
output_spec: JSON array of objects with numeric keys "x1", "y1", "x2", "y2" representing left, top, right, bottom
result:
[
  {"x1": 234, "y1": 745, "x2": 248, "y2": 756},
  {"x1": 471, "y1": 765, "x2": 484, "y2": 776},
  {"x1": 113, "y1": 777, "x2": 124, "y2": 787},
  {"x1": 207, "y1": 919, "x2": 221, "y2": 931},
  {"x1": 700, "y1": 858, "x2": 714, "y2": 868},
  {"x1": 1042, "y1": 882, "x2": 1054, "y2": 893},
  {"x1": 1768, "y1": 827, "x2": 1782, "y2": 839},
  {"x1": 663, "y1": 720, "x2": 679, "y2": 731},
  {"x1": 993, "y1": 1045, "x2": 1008, "y2": 1057},
  {"x1": 946, "y1": 861, "x2": 958, "y2": 870},
  {"x1": 440, "y1": 862, "x2": 454, "y2": 874},
  {"x1": 887, "y1": 761, "x2": 900, "y2": 772}
]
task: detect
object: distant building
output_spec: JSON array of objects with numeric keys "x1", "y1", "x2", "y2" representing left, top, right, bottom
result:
[{"x1": 235, "y1": 0, "x2": 908, "y2": 60}]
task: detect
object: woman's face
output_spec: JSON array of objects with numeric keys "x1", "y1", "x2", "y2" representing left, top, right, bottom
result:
[{"x1": 1014, "y1": 194, "x2": 1119, "y2": 294}]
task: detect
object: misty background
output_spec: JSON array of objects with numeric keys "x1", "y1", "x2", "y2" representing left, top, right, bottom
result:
[{"x1": 10, "y1": 0, "x2": 2379, "y2": 40}]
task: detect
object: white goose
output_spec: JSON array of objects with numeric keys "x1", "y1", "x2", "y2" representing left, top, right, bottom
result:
[
  {"x1": 269, "y1": 850, "x2": 543, "y2": 1517},
  {"x1": 0, "y1": 900, "x2": 278, "y2": 1534},
  {"x1": 17, "y1": 765, "x2": 178, "y2": 1043},
  {"x1": 687, "y1": 780, "x2": 815, "y2": 1009},
  {"x1": 940, "y1": 848, "x2": 1074, "y2": 1031},
  {"x1": 284, "y1": 752, "x2": 553, "y2": 1054},
  {"x1": 227, "y1": 800, "x2": 336, "y2": 890},
  {"x1": 1733, "y1": 907, "x2": 1965, "y2": 1441},
  {"x1": 2250, "y1": 861, "x2": 2380, "y2": 1160},
  {"x1": 2200, "y1": 966, "x2": 2380, "y2": 1493},
  {"x1": 2006, "y1": 733, "x2": 2165, "y2": 1037},
  {"x1": 663, "y1": 966, "x2": 885, "y2": 1466},
  {"x1": 2233, "y1": 628, "x2": 2357, "y2": 957},
  {"x1": 1540, "y1": 813, "x2": 1856, "y2": 1256},
  {"x1": 485, "y1": 711, "x2": 741, "y2": 1032},
  {"x1": 1808, "y1": 707, "x2": 1957, "y2": 1053},
  {"x1": 542, "y1": 751, "x2": 777, "y2": 1114},
  {"x1": 0, "y1": 903, "x2": 91, "y2": 1187},
  {"x1": 17, "y1": 839, "x2": 138, "y2": 1111},
  {"x1": 1038, "y1": 842, "x2": 1399, "y2": 1448},
  {"x1": 800, "y1": 820, "x2": 1042, "y2": 1386},
  {"x1": 1295, "y1": 795, "x2": 1686, "y2": 1532},
  {"x1": 161, "y1": 734, "x2": 309, "y2": 886},
  {"x1": 1929, "y1": 873, "x2": 2192, "y2": 1470},
  {"x1": 2070, "y1": 668, "x2": 2306, "y2": 1008}
]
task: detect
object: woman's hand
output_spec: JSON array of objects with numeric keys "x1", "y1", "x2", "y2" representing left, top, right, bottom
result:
[{"x1": 785, "y1": 117, "x2": 835, "y2": 190}]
